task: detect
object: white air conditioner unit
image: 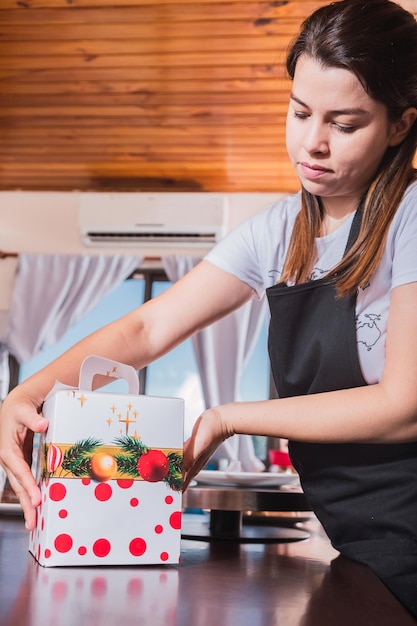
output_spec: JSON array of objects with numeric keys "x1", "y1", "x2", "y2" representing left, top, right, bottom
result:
[{"x1": 79, "y1": 192, "x2": 228, "y2": 248}]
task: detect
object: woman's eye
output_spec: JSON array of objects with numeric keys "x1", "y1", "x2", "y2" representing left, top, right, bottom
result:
[
  {"x1": 334, "y1": 123, "x2": 356, "y2": 134},
  {"x1": 294, "y1": 111, "x2": 309, "y2": 120}
]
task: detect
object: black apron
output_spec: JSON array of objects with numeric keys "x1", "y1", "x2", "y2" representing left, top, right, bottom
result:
[{"x1": 266, "y1": 210, "x2": 417, "y2": 619}]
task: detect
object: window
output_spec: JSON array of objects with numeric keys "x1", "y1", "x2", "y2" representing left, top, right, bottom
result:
[{"x1": 19, "y1": 269, "x2": 269, "y2": 456}]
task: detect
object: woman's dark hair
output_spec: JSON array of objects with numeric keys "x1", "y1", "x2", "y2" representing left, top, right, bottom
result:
[{"x1": 281, "y1": 0, "x2": 417, "y2": 295}]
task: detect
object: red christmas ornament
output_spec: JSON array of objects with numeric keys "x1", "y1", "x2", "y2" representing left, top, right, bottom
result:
[
  {"x1": 138, "y1": 450, "x2": 169, "y2": 482},
  {"x1": 47, "y1": 444, "x2": 63, "y2": 473}
]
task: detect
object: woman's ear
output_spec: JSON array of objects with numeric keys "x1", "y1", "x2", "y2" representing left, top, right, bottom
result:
[{"x1": 389, "y1": 107, "x2": 417, "y2": 146}]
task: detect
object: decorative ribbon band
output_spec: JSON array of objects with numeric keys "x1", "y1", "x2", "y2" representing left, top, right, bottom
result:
[{"x1": 42, "y1": 436, "x2": 183, "y2": 491}]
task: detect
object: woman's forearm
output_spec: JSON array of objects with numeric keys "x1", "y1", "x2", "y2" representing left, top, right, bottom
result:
[{"x1": 220, "y1": 383, "x2": 417, "y2": 445}]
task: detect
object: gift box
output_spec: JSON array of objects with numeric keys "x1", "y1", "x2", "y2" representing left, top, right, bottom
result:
[{"x1": 29, "y1": 355, "x2": 184, "y2": 567}]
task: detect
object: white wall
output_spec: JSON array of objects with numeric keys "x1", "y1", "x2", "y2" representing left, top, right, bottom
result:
[
  {"x1": 0, "y1": 190, "x2": 286, "y2": 335},
  {"x1": 0, "y1": 190, "x2": 284, "y2": 256}
]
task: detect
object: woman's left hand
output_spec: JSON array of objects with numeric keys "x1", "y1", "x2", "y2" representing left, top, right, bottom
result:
[{"x1": 182, "y1": 407, "x2": 231, "y2": 490}]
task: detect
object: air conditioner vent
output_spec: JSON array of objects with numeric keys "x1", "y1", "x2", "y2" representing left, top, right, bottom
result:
[
  {"x1": 85, "y1": 230, "x2": 218, "y2": 245},
  {"x1": 78, "y1": 192, "x2": 228, "y2": 249}
]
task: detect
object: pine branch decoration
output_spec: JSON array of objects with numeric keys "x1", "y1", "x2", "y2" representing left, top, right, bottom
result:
[
  {"x1": 168, "y1": 451, "x2": 183, "y2": 474},
  {"x1": 164, "y1": 470, "x2": 183, "y2": 492},
  {"x1": 114, "y1": 435, "x2": 149, "y2": 457},
  {"x1": 60, "y1": 438, "x2": 102, "y2": 477},
  {"x1": 112, "y1": 436, "x2": 149, "y2": 478},
  {"x1": 113, "y1": 453, "x2": 140, "y2": 477},
  {"x1": 70, "y1": 456, "x2": 93, "y2": 477},
  {"x1": 165, "y1": 451, "x2": 183, "y2": 491}
]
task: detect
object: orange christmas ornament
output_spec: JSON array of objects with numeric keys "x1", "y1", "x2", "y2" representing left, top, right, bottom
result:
[{"x1": 89, "y1": 452, "x2": 118, "y2": 482}]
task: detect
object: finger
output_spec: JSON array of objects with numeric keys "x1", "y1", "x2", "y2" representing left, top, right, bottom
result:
[
  {"x1": 6, "y1": 462, "x2": 40, "y2": 530},
  {"x1": 182, "y1": 442, "x2": 212, "y2": 490}
]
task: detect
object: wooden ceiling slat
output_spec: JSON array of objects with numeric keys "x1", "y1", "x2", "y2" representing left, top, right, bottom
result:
[
  {"x1": 0, "y1": 78, "x2": 288, "y2": 95},
  {"x1": 1, "y1": 148, "x2": 287, "y2": 161},
  {"x1": 0, "y1": 3, "x2": 329, "y2": 23},
  {"x1": 0, "y1": 115, "x2": 286, "y2": 128},
  {"x1": 0, "y1": 160, "x2": 287, "y2": 174},
  {"x1": 0, "y1": 36, "x2": 291, "y2": 57},
  {"x1": 0, "y1": 51, "x2": 286, "y2": 70},
  {"x1": 0, "y1": 0, "x2": 323, "y2": 6},
  {"x1": 0, "y1": 102, "x2": 288, "y2": 116},
  {"x1": 1, "y1": 20, "x2": 300, "y2": 42},
  {"x1": 0, "y1": 90, "x2": 289, "y2": 107},
  {"x1": 1, "y1": 125, "x2": 286, "y2": 142},
  {"x1": 0, "y1": 65, "x2": 284, "y2": 82}
]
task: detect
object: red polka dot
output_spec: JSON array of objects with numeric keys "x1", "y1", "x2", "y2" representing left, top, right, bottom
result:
[
  {"x1": 155, "y1": 524, "x2": 163, "y2": 534},
  {"x1": 165, "y1": 495, "x2": 174, "y2": 505},
  {"x1": 130, "y1": 497, "x2": 139, "y2": 507},
  {"x1": 169, "y1": 511, "x2": 181, "y2": 530},
  {"x1": 91, "y1": 577, "x2": 107, "y2": 596},
  {"x1": 51, "y1": 581, "x2": 68, "y2": 601},
  {"x1": 160, "y1": 552, "x2": 169, "y2": 562},
  {"x1": 78, "y1": 546, "x2": 87, "y2": 556},
  {"x1": 129, "y1": 537, "x2": 147, "y2": 557},
  {"x1": 41, "y1": 517, "x2": 45, "y2": 531},
  {"x1": 58, "y1": 509, "x2": 68, "y2": 519},
  {"x1": 44, "y1": 548, "x2": 51, "y2": 559},
  {"x1": 94, "y1": 483, "x2": 112, "y2": 502},
  {"x1": 82, "y1": 478, "x2": 91, "y2": 486},
  {"x1": 49, "y1": 483, "x2": 66, "y2": 502},
  {"x1": 127, "y1": 578, "x2": 143, "y2": 597},
  {"x1": 93, "y1": 538, "x2": 111, "y2": 558},
  {"x1": 37, "y1": 545, "x2": 41, "y2": 561},
  {"x1": 54, "y1": 533, "x2": 73, "y2": 553},
  {"x1": 117, "y1": 479, "x2": 133, "y2": 489}
]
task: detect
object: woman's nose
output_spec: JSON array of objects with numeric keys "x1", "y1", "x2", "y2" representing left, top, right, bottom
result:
[{"x1": 303, "y1": 122, "x2": 330, "y2": 155}]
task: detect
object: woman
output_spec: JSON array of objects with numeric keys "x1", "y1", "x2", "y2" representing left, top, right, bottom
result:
[{"x1": 1, "y1": 0, "x2": 417, "y2": 617}]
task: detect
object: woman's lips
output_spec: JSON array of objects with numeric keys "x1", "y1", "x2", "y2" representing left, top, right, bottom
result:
[{"x1": 299, "y1": 162, "x2": 331, "y2": 179}]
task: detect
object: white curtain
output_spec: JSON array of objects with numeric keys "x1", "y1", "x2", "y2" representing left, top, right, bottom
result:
[
  {"x1": 4, "y1": 253, "x2": 142, "y2": 366},
  {"x1": 163, "y1": 256, "x2": 266, "y2": 472}
]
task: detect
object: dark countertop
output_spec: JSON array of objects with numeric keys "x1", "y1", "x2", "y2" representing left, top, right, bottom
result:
[{"x1": 0, "y1": 506, "x2": 415, "y2": 626}]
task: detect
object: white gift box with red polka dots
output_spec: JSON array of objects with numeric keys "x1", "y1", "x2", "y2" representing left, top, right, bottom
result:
[{"x1": 29, "y1": 356, "x2": 184, "y2": 567}]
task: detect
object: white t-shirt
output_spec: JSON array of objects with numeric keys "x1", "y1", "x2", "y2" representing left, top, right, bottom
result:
[{"x1": 205, "y1": 181, "x2": 417, "y2": 385}]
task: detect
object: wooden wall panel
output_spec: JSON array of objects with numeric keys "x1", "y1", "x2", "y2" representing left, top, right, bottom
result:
[{"x1": 0, "y1": 1, "x2": 415, "y2": 193}]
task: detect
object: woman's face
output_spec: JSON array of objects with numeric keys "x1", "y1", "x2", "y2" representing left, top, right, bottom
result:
[{"x1": 286, "y1": 54, "x2": 399, "y2": 214}]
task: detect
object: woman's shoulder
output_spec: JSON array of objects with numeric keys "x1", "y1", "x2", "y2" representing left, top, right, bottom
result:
[
  {"x1": 233, "y1": 191, "x2": 301, "y2": 242},
  {"x1": 256, "y1": 191, "x2": 301, "y2": 223},
  {"x1": 390, "y1": 179, "x2": 417, "y2": 232},
  {"x1": 399, "y1": 178, "x2": 417, "y2": 204},
  {"x1": 204, "y1": 192, "x2": 301, "y2": 296},
  {"x1": 210, "y1": 191, "x2": 301, "y2": 246}
]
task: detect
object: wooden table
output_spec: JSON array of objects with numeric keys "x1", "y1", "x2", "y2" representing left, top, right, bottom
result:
[
  {"x1": 0, "y1": 512, "x2": 415, "y2": 625},
  {"x1": 182, "y1": 484, "x2": 312, "y2": 542}
]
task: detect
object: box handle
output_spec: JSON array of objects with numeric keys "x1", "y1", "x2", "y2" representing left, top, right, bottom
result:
[{"x1": 79, "y1": 355, "x2": 139, "y2": 395}]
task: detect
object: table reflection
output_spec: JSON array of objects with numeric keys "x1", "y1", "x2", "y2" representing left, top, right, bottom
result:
[{"x1": 1, "y1": 514, "x2": 414, "y2": 626}]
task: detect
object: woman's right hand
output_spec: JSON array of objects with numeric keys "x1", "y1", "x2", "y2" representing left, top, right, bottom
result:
[
  {"x1": 0, "y1": 388, "x2": 49, "y2": 530},
  {"x1": 182, "y1": 407, "x2": 233, "y2": 490}
]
